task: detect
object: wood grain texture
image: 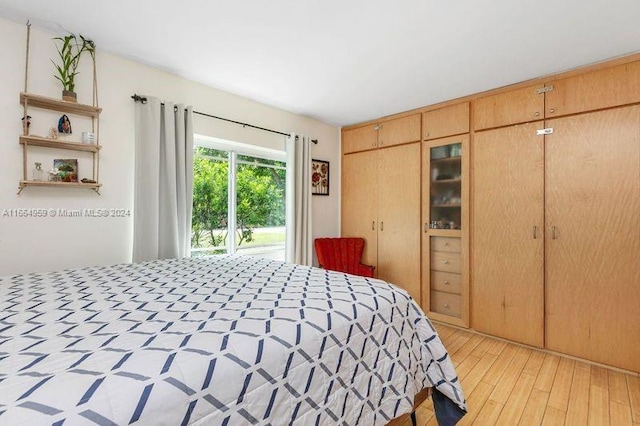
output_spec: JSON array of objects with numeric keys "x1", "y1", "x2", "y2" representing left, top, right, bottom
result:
[
  {"x1": 341, "y1": 150, "x2": 378, "y2": 269},
  {"x1": 471, "y1": 122, "x2": 545, "y2": 347},
  {"x1": 377, "y1": 143, "x2": 421, "y2": 301},
  {"x1": 423, "y1": 102, "x2": 470, "y2": 140},
  {"x1": 423, "y1": 323, "x2": 640, "y2": 426},
  {"x1": 378, "y1": 114, "x2": 421, "y2": 148},
  {"x1": 473, "y1": 84, "x2": 544, "y2": 130},
  {"x1": 546, "y1": 60, "x2": 640, "y2": 117},
  {"x1": 565, "y1": 362, "x2": 591, "y2": 426},
  {"x1": 342, "y1": 124, "x2": 378, "y2": 154},
  {"x1": 545, "y1": 105, "x2": 640, "y2": 372}
]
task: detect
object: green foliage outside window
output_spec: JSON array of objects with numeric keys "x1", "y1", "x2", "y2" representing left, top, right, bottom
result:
[{"x1": 192, "y1": 147, "x2": 285, "y2": 252}]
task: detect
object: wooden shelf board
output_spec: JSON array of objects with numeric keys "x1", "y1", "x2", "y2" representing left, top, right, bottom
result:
[
  {"x1": 20, "y1": 92, "x2": 101, "y2": 117},
  {"x1": 431, "y1": 178, "x2": 462, "y2": 184},
  {"x1": 430, "y1": 155, "x2": 462, "y2": 164},
  {"x1": 19, "y1": 180, "x2": 101, "y2": 189},
  {"x1": 432, "y1": 203, "x2": 462, "y2": 208},
  {"x1": 20, "y1": 135, "x2": 101, "y2": 152}
]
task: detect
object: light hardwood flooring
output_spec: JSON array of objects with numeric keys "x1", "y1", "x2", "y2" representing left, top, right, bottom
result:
[{"x1": 402, "y1": 323, "x2": 640, "y2": 425}]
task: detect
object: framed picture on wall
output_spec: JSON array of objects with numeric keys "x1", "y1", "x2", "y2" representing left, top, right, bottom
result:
[{"x1": 311, "y1": 159, "x2": 329, "y2": 196}]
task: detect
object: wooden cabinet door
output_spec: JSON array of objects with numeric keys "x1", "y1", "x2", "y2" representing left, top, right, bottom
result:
[
  {"x1": 545, "y1": 105, "x2": 640, "y2": 372},
  {"x1": 423, "y1": 102, "x2": 470, "y2": 140},
  {"x1": 341, "y1": 150, "x2": 378, "y2": 269},
  {"x1": 377, "y1": 114, "x2": 421, "y2": 148},
  {"x1": 474, "y1": 85, "x2": 545, "y2": 130},
  {"x1": 342, "y1": 125, "x2": 378, "y2": 154},
  {"x1": 546, "y1": 61, "x2": 640, "y2": 118},
  {"x1": 377, "y1": 143, "x2": 421, "y2": 302},
  {"x1": 472, "y1": 122, "x2": 545, "y2": 347}
]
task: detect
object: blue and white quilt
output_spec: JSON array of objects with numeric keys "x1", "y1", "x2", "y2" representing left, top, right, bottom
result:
[{"x1": 0, "y1": 255, "x2": 465, "y2": 425}]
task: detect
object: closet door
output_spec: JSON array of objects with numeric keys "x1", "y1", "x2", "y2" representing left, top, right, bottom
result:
[
  {"x1": 377, "y1": 143, "x2": 421, "y2": 302},
  {"x1": 341, "y1": 150, "x2": 378, "y2": 269},
  {"x1": 545, "y1": 105, "x2": 640, "y2": 372},
  {"x1": 472, "y1": 122, "x2": 545, "y2": 347}
]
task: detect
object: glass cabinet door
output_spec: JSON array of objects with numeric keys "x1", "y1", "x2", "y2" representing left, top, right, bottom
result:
[{"x1": 429, "y1": 142, "x2": 462, "y2": 230}]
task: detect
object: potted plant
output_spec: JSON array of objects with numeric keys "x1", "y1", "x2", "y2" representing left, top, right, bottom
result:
[{"x1": 52, "y1": 34, "x2": 95, "y2": 103}]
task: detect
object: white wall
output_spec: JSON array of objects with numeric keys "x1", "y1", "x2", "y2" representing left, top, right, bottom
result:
[{"x1": 0, "y1": 18, "x2": 341, "y2": 275}]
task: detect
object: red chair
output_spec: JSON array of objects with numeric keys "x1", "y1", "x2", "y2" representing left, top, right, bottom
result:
[{"x1": 314, "y1": 237, "x2": 375, "y2": 278}]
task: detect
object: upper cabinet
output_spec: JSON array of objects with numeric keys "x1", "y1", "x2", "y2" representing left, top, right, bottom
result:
[
  {"x1": 342, "y1": 114, "x2": 421, "y2": 154},
  {"x1": 377, "y1": 114, "x2": 421, "y2": 148},
  {"x1": 423, "y1": 102, "x2": 469, "y2": 140},
  {"x1": 474, "y1": 84, "x2": 545, "y2": 130},
  {"x1": 546, "y1": 61, "x2": 640, "y2": 117},
  {"x1": 342, "y1": 124, "x2": 378, "y2": 154}
]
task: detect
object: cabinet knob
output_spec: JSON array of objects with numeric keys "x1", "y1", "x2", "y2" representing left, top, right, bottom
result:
[
  {"x1": 534, "y1": 112, "x2": 540, "y2": 117},
  {"x1": 444, "y1": 281, "x2": 450, "y2": 285},
  {"x1": 444, "y1": 242, "x2": 449, "y2": 246},
  {"x1": 549, "y1": 108, "x2": 556, "y2": 113},
  {"x1": 444, "y1": 304, "x2": 450, "y2": 308},
  {"x1": 372, "y1": 142, "x2": 376, "y2": 147},
  {"x1": 443, "y1": 260, "x2": 450, "y2": 264}
]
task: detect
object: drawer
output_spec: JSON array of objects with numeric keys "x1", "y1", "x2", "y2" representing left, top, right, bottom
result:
[
  {"x1": 430, "y1": 236, "x2": 461, "y2": 253},
  {"x1": 430, "y1": 270, "x2": 462, "y2": 294},
  {"x1": 430, "y1": 291, "x2": 461, "y2": 318},
  {"x1": 430, "y1": 251, "x2": 461, "y2": 274}
]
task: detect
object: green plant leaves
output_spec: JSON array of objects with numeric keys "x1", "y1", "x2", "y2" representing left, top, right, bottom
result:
[{"x1": 52, "y1": 34, "x2": 95, "y2": 92}]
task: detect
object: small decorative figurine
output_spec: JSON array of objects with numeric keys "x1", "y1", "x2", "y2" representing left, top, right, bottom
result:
[
  {"x1": 58, "y1": 114, "x2": 72, "y2": 134},
  {"x1": 49, "y1": 127, "x2": 58, "y2": 139},
  {"x1": 22, "y1": 115, "x2": 31, "y2": 135}
]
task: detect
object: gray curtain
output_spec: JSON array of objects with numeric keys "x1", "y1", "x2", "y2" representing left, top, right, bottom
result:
[
  {"x1": 285, "y1": 133, "x2": 313, "y2": 265},
  {"x1": 133, "y1": 97, "x2": 194, "y2": 262}
]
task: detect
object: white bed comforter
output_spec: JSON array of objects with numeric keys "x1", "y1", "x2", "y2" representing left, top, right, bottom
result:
[{"x1": 0, "y1": 255, "x2": 465, "y2": 425}]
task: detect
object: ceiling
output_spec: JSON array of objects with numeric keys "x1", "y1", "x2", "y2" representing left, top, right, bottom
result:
[{"x1": 1, "y1": 1, "x2": 638, "y2": 126}]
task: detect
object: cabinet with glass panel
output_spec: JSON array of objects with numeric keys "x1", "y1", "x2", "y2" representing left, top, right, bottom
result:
[{"x1": 422, "y1": 134, "x2": 469, "y2": 326}]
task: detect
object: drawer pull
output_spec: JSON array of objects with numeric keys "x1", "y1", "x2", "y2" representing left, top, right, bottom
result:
[
  {"x1": 444, "y1": 242, "x2": 449, "y2": 246},
  {"x1": 444, "y1": 304, "x2": 450, "y2": 308},
  {"x1": 443, "y1": 260, "x2": 450, "y2": 264},
  {"x1": 444, "y1": 280, "x2": 450, "y2": 285}
]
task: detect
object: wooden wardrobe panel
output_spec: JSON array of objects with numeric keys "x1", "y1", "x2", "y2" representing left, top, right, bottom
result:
[
  {"x1": 378, "y1": 114, "x2": 421, "y2": 148},
  {"x1": 546, "y1": 61, "x2": 640, "y2": 118},
  {"x1": 423, "y1": 102, "x2": 470, "y2": 140},
  {"x1": 342, "y1": 125, "x2": 378, "y2": 154},
  {"x1": 545, "y1": 105, "x2": 640, "y2": 372},
  {"x1": 474, "y1": 85, "x2": 545, "y2": 130},
  {"x1": 341, "y1": 151, "x2": 378, "y2": 269},
  {"x1": 377, "y1": 143, "x2": 421, "y2": 302},
  {"x1": 472, "y1": 122, "x2": 545, "y2": 347}
]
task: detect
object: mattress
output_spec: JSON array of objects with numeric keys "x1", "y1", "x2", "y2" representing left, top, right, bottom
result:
[{"x1": 0, "y1": 255, "x2": 465, "y2": 425}]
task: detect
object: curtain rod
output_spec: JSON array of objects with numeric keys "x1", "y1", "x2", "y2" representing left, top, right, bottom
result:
[{"x1": 131, "y1": 94, "x2": 318, "y2": 144}]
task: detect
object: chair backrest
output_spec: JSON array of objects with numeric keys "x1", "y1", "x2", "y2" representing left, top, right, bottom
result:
[{"x1": 314, "y1": 237, "x2": 366, "y2": 275}]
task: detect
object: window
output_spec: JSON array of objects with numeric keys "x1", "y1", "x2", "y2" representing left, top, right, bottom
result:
[{"x1": 191, "y1": 136, "x2": 286, "y2": 261}]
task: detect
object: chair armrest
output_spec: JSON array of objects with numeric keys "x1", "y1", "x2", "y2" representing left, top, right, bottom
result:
[{"x1": 357, "y1": 263, "x2": 375, "y2": 278}]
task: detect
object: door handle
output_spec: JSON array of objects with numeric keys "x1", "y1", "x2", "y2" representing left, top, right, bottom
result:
[
  {"x1": 424, "y1": 222, "x2": 428, "y2": 233},
  {"x1": 380, "y1": 221, "x2": 384, "y2": 231},
  {"x1": 372, "y1": 221, "x2": 375, "y2": 231},
  {"x1": 551, "y1": 226, "x2": 557, "y2": 240},
  {"x1": 533, "y1": 225, "x2": 537, "y2": 239}
]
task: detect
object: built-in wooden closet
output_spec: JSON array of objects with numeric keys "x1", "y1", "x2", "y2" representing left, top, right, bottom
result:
[{"x1": 341, "y1": 56, "x2": 640, "y2": 372}]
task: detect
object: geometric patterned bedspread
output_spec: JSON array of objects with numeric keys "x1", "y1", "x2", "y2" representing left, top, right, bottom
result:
[{"x1": 0, "y1": 255, "x2": 465, "y2": 425}]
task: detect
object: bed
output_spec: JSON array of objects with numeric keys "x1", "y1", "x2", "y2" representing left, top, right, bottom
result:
[{"x1": 0, "y1": 255, "x2": 466, "y2": 425}]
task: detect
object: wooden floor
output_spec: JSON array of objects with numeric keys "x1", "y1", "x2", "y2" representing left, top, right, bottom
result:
[{"x1": 402, "y1": 323, "x2": 640, "y2": 426}]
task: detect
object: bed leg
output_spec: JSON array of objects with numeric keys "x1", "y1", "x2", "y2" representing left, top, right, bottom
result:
[{"x1": 410, "y1": 410, "x2": 417, "y2": 426}]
